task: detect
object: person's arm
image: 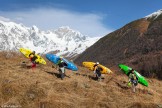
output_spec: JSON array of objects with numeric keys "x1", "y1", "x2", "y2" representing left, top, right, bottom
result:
[
  {"x1": 55, "y1": 60, "x2": 60, "y2": 70},
  {"x1": 128, "y1": 73, "x2": 132, "y2": 82},
  {"x1": 93, "y1": 64, "x2": 97, "y2": 71},
  {"x1": 136, "y1": 76, "x2": 138, "y2": 81},
  {"x1": 133, "y1": 74, "x2": 138, "y2": 80},
  {"x1": 29, "y1": 53, "x2": 32, "y2": 58},
  {"x1": 56, "y1": 60, "x2": 60, "y2": 65},
  {"x1": 93, "y1": 65, "x2": 97, "y2": 74}
]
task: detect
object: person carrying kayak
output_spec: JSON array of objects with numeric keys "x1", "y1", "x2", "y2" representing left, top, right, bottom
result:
[
  {"x1": 29, "y1": 51, "x2": 38, "y2": 69},
  {"x1": 93, "y1": 62, "x2": 102, "y2": 81},
  {"x1": 128, "y1": 69, "x2": 138, "y2": 93},
  {"x1": 56, "y1": 56, "x2": 67, "y2": 80}
]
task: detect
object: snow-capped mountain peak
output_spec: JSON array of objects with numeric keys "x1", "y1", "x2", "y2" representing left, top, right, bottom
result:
[
  {"x1": 31, "y1": 25, "x2": 39, "y2": 32},
  {"x1": 145, "y1": 9, "x2": 162, "y2": 19},
  {"x1": 53, "y1": 26, "x2": 84, "y2": 40},
  {"x1": 0, "y1": 20, "x2": 100, "y2": 58}
]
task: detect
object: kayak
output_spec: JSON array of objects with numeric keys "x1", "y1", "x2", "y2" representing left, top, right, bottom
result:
[
  {"x1": 46, "y1": 54, "x2": 78, "y2": 71},
  {"x1": 118, "y1": 64, "x2": 148, "y2": 87},
  {"x1": 82, "y1": 62, "x2": 112, "y2": 74},
  {"x1": 19, "y1": 48, "x2": 46, "y2": 64}
]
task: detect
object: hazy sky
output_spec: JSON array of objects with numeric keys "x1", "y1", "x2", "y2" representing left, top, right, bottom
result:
[{"x1": 0, "y1": 0, "x2": 161, "y2": 37}]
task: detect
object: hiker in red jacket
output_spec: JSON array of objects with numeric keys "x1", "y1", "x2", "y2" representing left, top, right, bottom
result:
[{"x1": 29, "y1": 51, "x2": 38, "y2": 68}]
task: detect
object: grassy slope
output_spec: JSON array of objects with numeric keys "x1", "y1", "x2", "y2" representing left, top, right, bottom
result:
[{"x1": 0, "y1": 52, "x2": 162, "y2": 108}]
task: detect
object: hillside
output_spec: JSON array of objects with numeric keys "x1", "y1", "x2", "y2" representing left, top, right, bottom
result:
[
  {"x1": 0, "y1": 52, "x2": 162, "y2": 108},
  {"x1": 74, "y1": 10, "x2": 162, "y2": 79}
]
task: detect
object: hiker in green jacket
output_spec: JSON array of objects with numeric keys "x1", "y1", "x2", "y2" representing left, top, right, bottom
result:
[
  {"x1": 128, "y1": 69, "x2": 138, "y2": 93},
  {"x1": 56, "y1": 56, "x2": 67, "y2": 80}
]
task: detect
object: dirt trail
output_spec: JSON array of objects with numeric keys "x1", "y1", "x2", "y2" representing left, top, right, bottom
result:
[{"x1": 0, "y1": 53, "x2": 162, "y2": 108}]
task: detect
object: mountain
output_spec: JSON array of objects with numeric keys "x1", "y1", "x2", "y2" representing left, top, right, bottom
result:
[
  {"x1": 75, "y1": 9, "x2": 162, "y2": 79},
  {"x1": 0, "y1": 20, "x2": 100, "y2": 58}
]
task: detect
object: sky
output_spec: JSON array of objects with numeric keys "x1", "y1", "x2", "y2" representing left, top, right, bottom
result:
[{"x1": 0, "y1": 0, "x2": 161, "y2": 37}]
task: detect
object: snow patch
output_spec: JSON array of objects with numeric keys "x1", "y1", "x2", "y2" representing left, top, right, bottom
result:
[{"x1": 145, "y1": 9, "x2": 162, "y2": 20}]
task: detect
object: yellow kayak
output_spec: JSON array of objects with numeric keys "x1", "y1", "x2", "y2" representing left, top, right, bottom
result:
[
  {"x1": 82, "y1": 62, "x2": 112, "y2": 74},
  {"x1": 19, "y1": 48, "x2": 46, "y2": 65}
]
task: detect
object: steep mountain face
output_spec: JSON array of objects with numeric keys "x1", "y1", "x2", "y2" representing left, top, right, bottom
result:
[
  {"x1": 75, "y1": 9, "x2": 162, "y2": 79},
  {"x1": 0, "y1": 20, "x2": 99, "y2": 58}
]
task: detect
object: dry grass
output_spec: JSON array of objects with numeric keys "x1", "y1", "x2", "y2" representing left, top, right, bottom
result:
[{"x1": 0, "y1": 52, "x2": 162, "y2": 108}]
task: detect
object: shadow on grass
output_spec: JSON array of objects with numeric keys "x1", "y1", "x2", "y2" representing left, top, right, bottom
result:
[
  {"x1": 74, "y1": 73, "x2": 104, "y2": 81},
  {"x1": 45, "y1": 71, "x2": 60, "y2": 78},
  {"x1": 44, "y1": 71, "x2": 71, "y2": 79}
]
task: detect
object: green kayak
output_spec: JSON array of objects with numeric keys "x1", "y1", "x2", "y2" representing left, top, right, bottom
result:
[{"x1": 118, "y1": 64, "x2": 148, "y2": 87}]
